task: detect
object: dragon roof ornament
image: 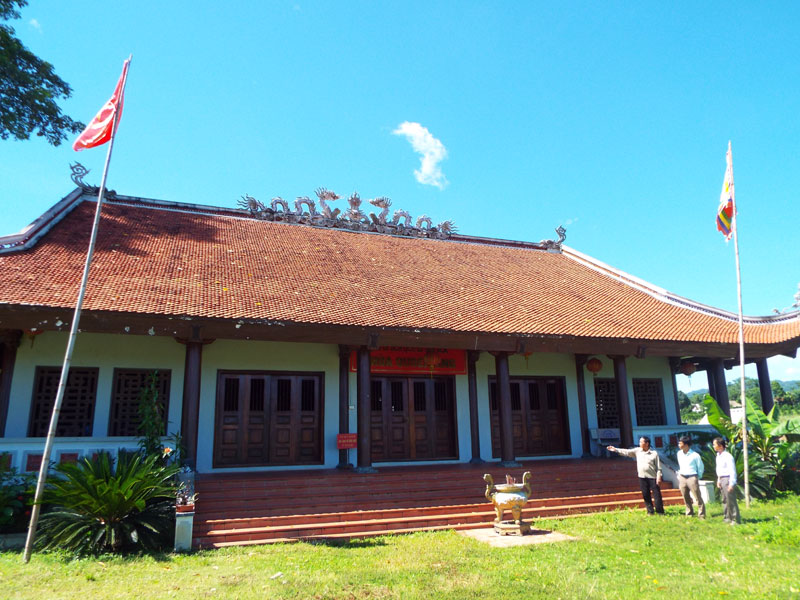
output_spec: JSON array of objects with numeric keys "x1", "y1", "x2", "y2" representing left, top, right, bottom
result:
[
  {"x1": 237, "y1": 188, "x2": 457, "y2": 240},
  {"x1": 69, "y1": 163, "x2": 117, "y2": 199},
  {"x1": 540, "y1": 225, "x2": 566, "y2": 251}
]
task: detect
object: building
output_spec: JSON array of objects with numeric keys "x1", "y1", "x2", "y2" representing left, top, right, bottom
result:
[{"x1": 1, "y1": 178, "x2": 798, "y2": 477}]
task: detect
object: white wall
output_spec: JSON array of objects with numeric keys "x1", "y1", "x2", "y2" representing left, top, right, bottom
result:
[
  {"x1": 5, "y1": 331, "x2": 185, "y2": 438},
  {"x1": 2, "y1": 332, "x2": 677, "y2": 471},
  {"x1": 475, "y1": 352, "x2": 582, "y2": 459},
  {"x1": 197, "y1": 339, "x2": 339, "y2": 473}
]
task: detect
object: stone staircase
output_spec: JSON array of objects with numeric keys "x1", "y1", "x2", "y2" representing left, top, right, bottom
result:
[{"x1": 193, "y1": 458, "x2": 684, "y2": 548}]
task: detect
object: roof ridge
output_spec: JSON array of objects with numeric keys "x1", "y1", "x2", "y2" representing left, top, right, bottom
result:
[{"x1": 562, "y1": 245, "x2": 800, "y2": 325}]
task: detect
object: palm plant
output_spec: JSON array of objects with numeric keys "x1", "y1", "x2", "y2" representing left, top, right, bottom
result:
[
  {"x1": 702, "y1": 394, "x2": 800, "y2": 495},
  {"x1": 36, "y1": 451, "x2": 179, "y2": 554}
]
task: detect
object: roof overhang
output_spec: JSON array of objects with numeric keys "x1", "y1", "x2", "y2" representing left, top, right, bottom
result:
[{"x1": 2, "y1": 304, "x2": 797, "y2": 361}]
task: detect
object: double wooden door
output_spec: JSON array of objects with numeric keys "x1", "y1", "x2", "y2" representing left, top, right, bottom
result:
[
  {"x1": 370, "y1": 376, "x2": 457, "y2": 461},
  {"x1": 490, "y1": 376, "x2": 570, "y2": 457},
  {"x1": 214, "y1": 371, "x2": 323, "y2": 467}
]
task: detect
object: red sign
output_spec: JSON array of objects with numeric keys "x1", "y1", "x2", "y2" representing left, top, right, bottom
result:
[
  {"x1": 349, "y1": 347, "x2": 467, "y2": 375},
  {"x1": 337, "y1": 433, "x2": 358, "y2": 449}
]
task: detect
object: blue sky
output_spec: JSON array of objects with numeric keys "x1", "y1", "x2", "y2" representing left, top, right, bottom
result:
[{"x1": 1, "y1": 2, "x2": 798, "y2": 392}]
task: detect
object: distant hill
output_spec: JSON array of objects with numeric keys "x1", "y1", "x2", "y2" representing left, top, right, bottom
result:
[
  {"x1": 685, "y1": 380, "x2": 799, "y2": 400},
  {"x1": 776, "y1": 380, "x2": 800, "y2": 392}
]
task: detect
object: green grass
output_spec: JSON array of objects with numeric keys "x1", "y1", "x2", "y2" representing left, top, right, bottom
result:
[{"x1": 2, "y1": 496, "x2": 800, "y2": 599}]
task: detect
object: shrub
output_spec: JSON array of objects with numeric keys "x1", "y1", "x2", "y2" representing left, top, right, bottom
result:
[
  {"x1": 36, "y1": 451, "x2": 179, "y2": 554},
  {"x1": 0, "y1": 459, "x2": 35, "y2": 533}
]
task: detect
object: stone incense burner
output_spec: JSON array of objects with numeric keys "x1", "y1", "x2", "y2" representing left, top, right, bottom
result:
[{"x1": 483, "y1": 471, "x2": 532, "y2": 536}]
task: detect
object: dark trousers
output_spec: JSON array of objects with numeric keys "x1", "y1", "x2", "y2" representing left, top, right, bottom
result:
[{"x1": 638, "y1": 477, "x2": 664, "y2": 514}]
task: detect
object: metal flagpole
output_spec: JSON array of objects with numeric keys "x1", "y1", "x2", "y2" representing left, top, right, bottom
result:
[
  {"x1": 727, "y1": 141, "x2": 751, "y2": 508},
  {"x1": 22, "y1": 59, "x2": 131, "y2": 563}
]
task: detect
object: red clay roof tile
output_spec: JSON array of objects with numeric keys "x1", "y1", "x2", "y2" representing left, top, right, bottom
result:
[{"x1": 0, "y1": 197, "x2": 798, "y2": 346}]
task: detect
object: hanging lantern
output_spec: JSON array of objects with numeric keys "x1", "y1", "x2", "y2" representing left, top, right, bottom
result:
[
  {"x1": 586, "y1": 357, "x2": 603, "y2": 375},
  {"x1": 679, "y1": 360, "x2": 697, "y2": 376},
  {"x1": 523, "y1": 351, "x2": 533, "y2": 368}
]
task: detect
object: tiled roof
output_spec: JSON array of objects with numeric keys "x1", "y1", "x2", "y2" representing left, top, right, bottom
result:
[{"x1": 1, "y1": 194, "x2": 798, "y2": 346}]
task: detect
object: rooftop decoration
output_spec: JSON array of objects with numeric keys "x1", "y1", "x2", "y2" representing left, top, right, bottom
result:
[
  {"x1": 70, "y1": 162, "x2": 117, "y2": 199},
  {"x1": 237, "y1": 188, "x2": 458, "y2": 239}
]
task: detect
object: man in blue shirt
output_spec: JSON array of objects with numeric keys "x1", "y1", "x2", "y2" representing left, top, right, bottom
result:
[{"x1": 676, "y1": 435, "x2": 705, "y2": 518}]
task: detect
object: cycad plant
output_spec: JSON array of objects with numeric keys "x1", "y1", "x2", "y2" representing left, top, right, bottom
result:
[{"x1": 36, "y1": 451, "x2": 179, "y2": 554}]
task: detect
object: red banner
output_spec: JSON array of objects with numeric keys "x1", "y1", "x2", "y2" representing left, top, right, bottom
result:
[{"x1": 349, "y1": 347, "x2": 467, "y2": 375}]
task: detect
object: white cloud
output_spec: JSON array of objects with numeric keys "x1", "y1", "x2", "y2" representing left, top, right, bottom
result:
[
  {"x1": 564, "y1": 217, "x2": 579, "y2": 226},
  {"x1": 392, "y1": 121, "x2": 448, "y2": 189},
  {"x1": 29, "y1": 18, "x2": 42, "y2": 31},
  {"x1": 768, "y1": 355, "x2": 800, "y2": 380}
]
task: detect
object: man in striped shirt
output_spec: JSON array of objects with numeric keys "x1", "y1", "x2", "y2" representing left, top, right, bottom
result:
[{"x1": 713, "y1": 437, "x2": 741, "y2": 524}]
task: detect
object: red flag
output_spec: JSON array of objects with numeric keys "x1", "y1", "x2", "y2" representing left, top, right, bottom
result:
[{"x1": 72, "y1": 59, "x2": 130, "y2": 152}]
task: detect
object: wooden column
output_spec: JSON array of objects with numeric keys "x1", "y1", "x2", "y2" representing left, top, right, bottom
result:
[
  {"x1": 337, "y1": 345, "x2": 352, "y2": 469},
  {"x1": 355, "y1": 346, "x2": 376, "y2": 473},
  {"x1": 668, "y1": 357, "x2": 683, "y2": 425},
  {"x1": 0, "y1": 331, "x2": 22, "y2": 438},
  {"x1": 494, "y1": 351, "x2": 519, "y2": 466},
  {"x1": 756, "y1": 358, "x2": 774, "y2": 414},
  {"x1": 467, "y1": 351, "x2": 483, "y2": 464},
  {"x1": 711, "y1": 358, "x2": 731, "y2": 416},
  {"x1": 706, "y1": 365, "x2": 717, "y2": 401},
  {"x1": 611, "y1": 355, "x2": 634, "y2": 448},
  {"x1": 574, "y1": 354, "x2": 591, "y2": 456},
  {"x1": 181, "y1": 339, "x2": 204, "y2": 470}
]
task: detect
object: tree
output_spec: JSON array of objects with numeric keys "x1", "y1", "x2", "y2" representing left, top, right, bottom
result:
[
  {"x1": 727, "y1": 377, "x2": 761, "y2": 407},
  {"x1": 0, "y1": 0, "x2": 84, "y2": 145}
]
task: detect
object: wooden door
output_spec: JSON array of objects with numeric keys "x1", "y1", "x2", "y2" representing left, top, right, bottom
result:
[
  {"x1": 489, "y1": 380, "x2": 526, "y2": 457},
  {"x1": 215, "y1": 374, "x2": 269, "y2": 467},
  {"x1": 370, "y1": 378, "x2": 411, "y2": 461},
  {"x1": 370, "y1": 376, "x2": 457, "y2": 461},
  {"x1": 490, "y1": 376, "x2": 570, "y2": 456},
  {"x1": 214, "y1": 372, "x2": 322, "y2": 467}
]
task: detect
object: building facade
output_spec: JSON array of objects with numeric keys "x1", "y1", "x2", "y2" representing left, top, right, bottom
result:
[{"x1": 1, "y1": 185, "x2": 798, "y2": 474}]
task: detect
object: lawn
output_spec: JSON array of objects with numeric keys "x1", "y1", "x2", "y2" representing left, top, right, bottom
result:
[{"x1": 1, "y1": 496, "x2": 799, "y2": 599}]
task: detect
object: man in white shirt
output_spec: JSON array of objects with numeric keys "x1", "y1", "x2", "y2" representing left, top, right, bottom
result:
[
  {"x1": 608, "y1": 436, "x2": 664, "y2": 514},
  {"x1": 713, "y1": 437, "x2": 741, "y2": 524},
  {"x1": 676, "y1": 435, "x2": 705, "y2": 518}
]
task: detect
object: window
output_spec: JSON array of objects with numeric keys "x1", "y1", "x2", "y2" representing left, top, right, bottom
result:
[
  {"x1": 594, "y1": 378, "x2": 619, "y2": 429},
  {"x1": 109, "y1": 369, "x2": 171, "y2": 437},
  {"x1": 633, "y1": 379, "x2": 666, "y2": 426},
  {"x1": 30, "y1": 367, "x2": 99, "y2": 437}
]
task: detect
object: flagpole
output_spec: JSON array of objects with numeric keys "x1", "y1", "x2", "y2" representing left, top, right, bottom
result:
[
  {"x1": 727, "y1": 141, "x2": 750, "y2": 508},
  {"x1": 22, "y1": 59, "x2": 131, "y2": 563}
]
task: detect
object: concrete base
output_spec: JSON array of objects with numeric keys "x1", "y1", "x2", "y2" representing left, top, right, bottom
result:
[
  {"x1": 174, "y1": 511, "x2": 195, "y2": 552},
  {"x1": 460, "y1": 528, "x2": 576, "y2": 548},
  {"x1": 493, "y1": 520, "x2": 531, "y2": 536},
  {"x1": 698, "y1": 480, "x2": 717, "y2": 505},
  {"x1": 353, "y1": 466, "x2": 378, "y2": 474}
]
